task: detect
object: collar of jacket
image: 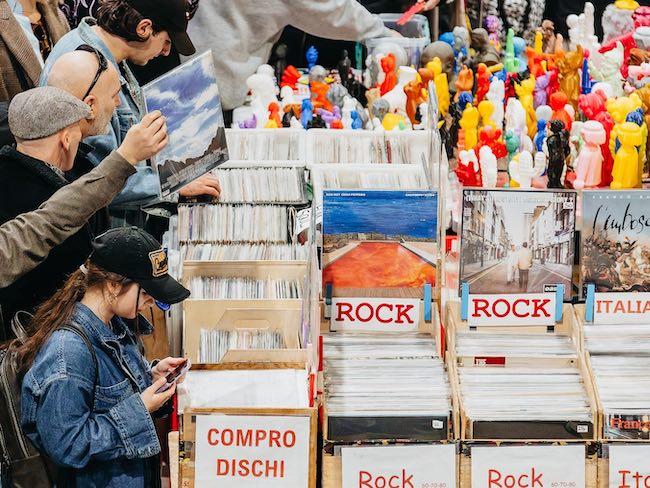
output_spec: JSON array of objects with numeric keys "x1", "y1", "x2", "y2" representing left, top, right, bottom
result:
[
  {"x1": 0, "y1": 0, "x2": 42, "y2": 87},
  {"x1": 70, "y1": 302, "x2": 154, "y2": 348},
  {"x1": 76, "y1": 17, "x2": 144, "y2": 111},
  {"x1": 0, "y1": 145, "x2": 68, "y2": 189}
]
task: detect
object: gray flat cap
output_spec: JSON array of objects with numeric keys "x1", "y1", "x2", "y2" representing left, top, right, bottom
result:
[{"x1": 9, "y1": 86, "x2": 91, "y2": 140}]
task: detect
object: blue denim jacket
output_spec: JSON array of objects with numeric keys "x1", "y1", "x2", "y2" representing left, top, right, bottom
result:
[
  {"x1": 40, "y1": 17, "x2": 160, "y2": 210},
  {"x1": 21, "y1": 303, "x2": 160, "y2": 487}
]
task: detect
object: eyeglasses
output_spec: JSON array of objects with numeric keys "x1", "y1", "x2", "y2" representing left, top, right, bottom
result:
[{"x1": 75, "y1": 44, "x2": 108, "y2": 100}]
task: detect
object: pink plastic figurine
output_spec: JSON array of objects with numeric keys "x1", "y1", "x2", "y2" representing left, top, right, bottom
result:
[{"x1": 574, "y1": 121, "x2": 607, "y2": 188}]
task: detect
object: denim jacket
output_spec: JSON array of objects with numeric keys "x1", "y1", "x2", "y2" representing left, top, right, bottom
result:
[
  {"x1": 39, "y1": 17, "x2": 159, "y2": 210},
  {"x1": 21, "y1": 303, "x2": 160, "y2": 487}
]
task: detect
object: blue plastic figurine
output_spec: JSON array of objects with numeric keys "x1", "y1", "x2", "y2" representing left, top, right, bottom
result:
[
  {"x1": 581, "y1": 58, "x2": 592, "y2": 95},
  {"x1": 301, "y1": 99, "x2": 314, "y2": 128},
  {"x1": 513, "y1": 37, "x2": 528, "y2": 73},
  {"x1": 457, "y1": 91, "x2": 474, "y2": 109},
  {"x1": 351, "y1": 110, "x2": 362, "y2": 129},
  {"x1": 534, "y1": 119, "x2": 547, "y2": 152},
  {"x1": 306, "y1": 46, "x2": 319, "y2": 70}
]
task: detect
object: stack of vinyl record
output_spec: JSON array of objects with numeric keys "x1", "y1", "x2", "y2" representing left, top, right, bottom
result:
[
  {"x1": 323, "y1": 333, "x2": 451, "y2": 442},
  {"x1": 583, "y1": 323, "x2": 650, "y2": 355},
  {"x1": 590, "y1": 355, "x2": 650, "y2": 440},
  {"x1": 455, "y1": 332, "x2": 578, "y2": 359}
]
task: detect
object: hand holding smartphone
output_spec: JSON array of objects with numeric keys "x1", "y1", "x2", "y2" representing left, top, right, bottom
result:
[{"x1": 155, "y1": 359, "x2": 190, "y2": 393}]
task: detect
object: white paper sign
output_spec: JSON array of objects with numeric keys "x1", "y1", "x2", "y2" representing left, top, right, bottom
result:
[
  {"x1": 331, "y1": 297, "x2": 420, "y2": 331},
  {"x1": 194, "y1": 414, "x2": 310, "y2": 487},
  {"x1": 471, "y1": 445, "x2": 585, "y2": 488},
  {"x1": 467, "y1": 293, "x2": 557, "y2": 327},
  {"x1": 342, "y1": 444, "x2": 456, "y2": 488},
  {"x1": 609, "y1": 445, "x2": 650, "y2": 488},
  {"x1": 593, "y1": 292, "x2": 650, "y2": 325}
]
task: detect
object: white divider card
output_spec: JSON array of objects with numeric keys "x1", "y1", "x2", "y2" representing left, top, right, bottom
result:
[
  {"x1": 464, "y1": 292, "x2": 560, "y2": 327},
  {"x1": 330, "y1": 298, "x2": 420, "y2": 331},
  {"x1": 591, "y1": 292, "x2": 650, "y2": 325},
  {"x1": 342, "y1": 444, "x2": 456, "y2": 488},
  {"x1": 609, "y1": 445, "x2": 650, "y2": 488},
  {"x1": 471, "y1": 445, "x2": 585, "y2": 488},
  {"x1": 194, "y1": 414, "x2": 310, "y2": 487}
]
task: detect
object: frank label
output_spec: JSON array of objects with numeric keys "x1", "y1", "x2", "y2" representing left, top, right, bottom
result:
[
  {"x1": 593, "y1": 293, "x2": 650, "y2": 325},
  {"x1": 331, "y1": 298, "x2": 420, "y2": 332}
]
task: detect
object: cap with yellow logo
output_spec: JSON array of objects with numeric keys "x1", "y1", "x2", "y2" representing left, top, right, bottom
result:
[{"x1": 90, "y1": 227, "x2": 190, "y2": 305}]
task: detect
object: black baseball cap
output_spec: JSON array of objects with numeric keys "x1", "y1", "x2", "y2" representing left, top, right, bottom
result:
[
  {"x1": 91, "y1": 227, "x2": 190, "y2": 305},
  {"x1": 128, "y1": 0, "x2": 196, "y2": 56}
]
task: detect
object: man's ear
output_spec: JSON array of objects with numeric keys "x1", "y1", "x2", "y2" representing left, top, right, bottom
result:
[
  {"x1": 84, "y1": 94, "x2": 97, "y2": 120},
  {"x1": 60, "y1": 128, "x2": 72, "y2": 152},
  {"x1": 136, "y1": 19, "x2": 153, "y2": 41}
]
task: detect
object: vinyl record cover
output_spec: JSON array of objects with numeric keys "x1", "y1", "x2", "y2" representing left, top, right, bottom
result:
[
  {"x1": 581, "y1": 191, "x2": 650, "y2": 293},
  {"x1": 459, "y1": 189, "x2": 576, "y2": 299},
  {"x1": 321, "y1": 190, "x2": 438, "y2": 298},
  {"x1": 143, "y1": 51, "x2": 228, "y2": 197}
]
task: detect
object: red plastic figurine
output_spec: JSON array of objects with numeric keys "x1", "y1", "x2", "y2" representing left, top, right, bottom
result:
[
  {"x1": 550, "y1": 91, "x2": 573, "y2": 131},
  {"x1": 475, "y1": 63, "x2": 491, "y2": 105},
  {"x1": 477, "y1": 126, "x2": 508, "y2": 160},
  {"x1": 380, "y1": 54, "x2": 397, "y2": 96},
  {"x1": 268, "y1": 102, "x2": 282, "y2": 127}
]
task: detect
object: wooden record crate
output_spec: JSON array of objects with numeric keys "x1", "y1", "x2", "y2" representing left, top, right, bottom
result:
[
  {"x1": 458, "y1": 441, "x2": 598, "y2": 488},
  {"x1": 181, "y1": 261, "x2": 307, "y2": 364},
  {"x1": 321, "y1": 441, "x2": 459, "y2": 488},
  {"x1": 320, "y1": 303, "x2": 456, "y2": 443},
  {"x1": 446, "y1": 302, "x2": 599, "y2": 441}
]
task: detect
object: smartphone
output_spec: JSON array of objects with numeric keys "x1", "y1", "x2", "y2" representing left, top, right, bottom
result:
[{"x1": 155, "y1": 359, "x2": 190, "y2": 393}]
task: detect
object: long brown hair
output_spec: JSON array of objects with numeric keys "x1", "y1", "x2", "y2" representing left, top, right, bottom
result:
[{"x1": 14, "y1": 260, "x2": 129, "y2": 373}]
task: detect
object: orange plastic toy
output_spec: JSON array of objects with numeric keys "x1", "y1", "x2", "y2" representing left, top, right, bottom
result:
[{"x1": 380, "y1": 54, "x2": 397, "y2": 96}]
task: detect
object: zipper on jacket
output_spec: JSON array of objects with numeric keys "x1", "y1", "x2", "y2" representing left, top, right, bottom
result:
[{"x1": 1, "y1": 360, "x2": 30, "y2": 458}]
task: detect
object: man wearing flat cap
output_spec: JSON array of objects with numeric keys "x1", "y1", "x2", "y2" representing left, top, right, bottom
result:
[
  {"x1": 41, "y1": 0, "x2": 221, "y2": 228},
  {"x1": 0, "y1": 86, "x2": 168, "y2": 335}
]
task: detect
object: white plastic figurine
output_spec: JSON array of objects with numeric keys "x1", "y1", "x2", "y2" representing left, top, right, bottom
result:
[
  {"x1": 458, "y1": 149, "x2": 480, "y2": 182},
  {"x1": 574, "y1": 120, "x2": 606, "y2": 189},
  {"x1": 280, "y1": 85, "x2": 297, "y2": 110},
  {"x1": 479, "y1": 146, "x2": 498, "y2": 188},
  {"x1": 382, "y1": 66, "x2": 418, "y2": 113},
  {"x1": 342, "y1": 96, "x2": 356, "y2": 129},
  {"x1": 509, "y1": 150, "x2": 544, "y2": 188},
  {"x1": 567, "y1": 3, "x2": 600, "y2": 53},
  {"x1": 414, "y1": 102, "x2": 429, "y2": 130},
  {"x1": 602, "y1": 0, "x2": 638, "y2": 45},
  {"x1": 487, "y1": 78, "x2": 505, "y2": 129},
  {"x1": 247, "y1": 72, "x2": 278, "y2": 123},
  {"x1": 589, "y1": 42, "x2": 625, "y2": 97}
]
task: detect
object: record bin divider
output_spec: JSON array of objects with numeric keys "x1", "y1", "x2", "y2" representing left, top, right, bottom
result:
[
  {"x1": 224, "y1": 128, "x2": 307, "y2": 161},
  {"x1": 445, "y1": 301, "x2": 599, "y2": 442},
  {"x1": 176, "y1": 405, "x2": 318, "y2": 488}
]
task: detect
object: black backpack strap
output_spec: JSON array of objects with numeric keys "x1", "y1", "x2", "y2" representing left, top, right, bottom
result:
[{"x1": 59, "y1": 324, "x2": 98, "y2": 404}]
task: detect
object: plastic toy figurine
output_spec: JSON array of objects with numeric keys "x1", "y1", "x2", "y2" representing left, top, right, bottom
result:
[
  {"x1": 382, "y1": 112, "x2": 407, "y2": 131},
  {"x1": 268, "y1": 102, "x2": 282, "y2": 127},
  {"x1": 414, "y1": 102, "x2": 430, "y2": 130},
  {"x1": 380, "y1": 54, "x2": 397, "y2": 96},
  {"x1": 311, "y1": 81, "x2": 332, "y2": 112},
  {"x1": 505, "y1": 98, "x2": 528, "y2": 139},
  {"x1": 453, "y1": 26, "x2": 470, "y2": 68},
  {"x1": 505, "y1": 130, "x2": 521, "y2": 163},
  {"x1": 513, "y1": 37, "x2": 528, "y2": 73},
  {"x1": 611, "y1": 121, "x2": 643, "y2": 188},
  {"x1": 475, "y1": 64, "x2": 491, "y2": 104},
  {"x1": 271, "y1": 43, "x2": 288, "y2": 84},
  {"x1": 534, "y1": 72, "x2": 551, "y2": 108},
  {"x1": 471, "y1": 29, "x2": 501, "y2": 69},
  {"x1": 455, "y1": 65, "x2": 474, "y2": 101},
  {"x1": 301, "y1": 99, "x2": 313, "y2": 129},
  {"x1": 546, "y1": 119, "x2": 571, "y2": 188},
  {"x1": 420, "y1": 41, "x2": 455, "y2": 82},
  {"x1": 341, "y1": 96, "x2": 356, "y2": 130},
  {"x1": 306, "y1": 45, "x2": 319, "y2": 70},
  {"x1": 484, "y1": 16, "x2": 503, "y2": 50},
  {"x1": 487, "y1": 77, "x2": 505, "y2": 128},
  {"x1": 455, "y1": 149, "x2": 482, "y2": 186},
  {"x1": 459, "y1": 103, "x2": 480, "y2": 151},
  {"x1": 550, "y1": 92, "x2": 573, "y2": 131},
  {"x1": 404, "y1": 78, "x2": 424, "y2": 124},
  {"x1": 625, "y1": 109, "x2": 647, "y2": 182},
  {"x1": 567, "y1": 3, "x2": 600, "y2": 54},
  {"x1": 590, "y1": 42, "x2": 625, "y2": 98},
  {"x1": 350, "y1": 111, "x2": 363, "y2": 130},
  {"x1": 428, "y1": 58, "x2": 451, "y2": 117},
  {"x1": 307, "y1": 114, "x2": 327, "y2": 129},
  {"x1": 317, "y1": 107, "x2": 341, "y2": 126},
  {"x1": 515, "y1": 75, "x2": 537, "y2": 137},
  {"x1": 534, "y1": 119, "x2": 548, "y2": 152},
  {"x1": 338, "y1": 49, "x2": 353, "y2": 90},
  {"x1": 479, "y1": 146, "x2": 498, "y2": 187},
  {"x1": 478, "y1": 100, "x2": 497, "y2": 128},
  {"x1": 574, "y1": 121, "x2": 606, "y2": 189},
  {"x1": 383, "y1": 65, "x2": 417, "y2": 114},
  {"x1": 509, "y1": 150, "x2": 545, "y2": 188},
  {"x1": 504, "y1": 29, "x2": 520, "y2": 73},
  {"x1": 540, "y1": 20, "x2": 559, "y2": 54},
  {"x1": 602, "y1": 0, "x2": 639, "y2": 45},
  {"x1": 280, "y1": 65, "x2": 301, "y2": 89},
  {"x1": 556, "y1": 45, "x2": 584, "y2": 109},
  {"x1": 239, "y1": 114, "x2": 257, "y2": 129}
]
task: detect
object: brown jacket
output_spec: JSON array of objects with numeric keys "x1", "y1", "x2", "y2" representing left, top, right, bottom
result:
[
  {"x1": 0, "y1": 0, "x2": 69, "y2": 102},
  {"x1": 0, "y1": 150, "x2": 135, "y2": 288}
]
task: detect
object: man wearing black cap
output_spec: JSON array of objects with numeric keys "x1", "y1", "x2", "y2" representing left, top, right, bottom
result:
[{"x1": 40, "y1": 0, "x2": 221, "y2": 227}]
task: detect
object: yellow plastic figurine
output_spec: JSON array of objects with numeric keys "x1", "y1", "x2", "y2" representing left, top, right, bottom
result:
[
  {"x1": 382, "y1": 112, "x2": 407, "y2": 131},
  {"x1": 607, "y1": 95, "x2": 643, "y2": 160},
  {"x1": 478, "y1": 100, "x2": 497, "y2": 129},
  {"x1": 611, "y1": 122, "x2": 643, "y2": 189},
  {"x1": 459, "y1": 103, "x2": 480, "y2": 150},
  {"x1": 427, "y1": 58, "x2": 450, "y2": 118},
  {"x1": 615, "y1": 0, "x2": 639, "y2": 9},
  {"x1": 515, "y1": 75, "x2": 537, "y2": 138}
]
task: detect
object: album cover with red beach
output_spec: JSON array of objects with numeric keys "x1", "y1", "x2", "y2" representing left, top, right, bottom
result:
[{"x1": 321, "y1": 190, "x2": 438, "y2": 298}]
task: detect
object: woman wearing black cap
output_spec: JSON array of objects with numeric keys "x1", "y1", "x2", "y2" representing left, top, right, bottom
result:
[{"x1": 17, "y1": 226, "x2": 190, "y2": 487}]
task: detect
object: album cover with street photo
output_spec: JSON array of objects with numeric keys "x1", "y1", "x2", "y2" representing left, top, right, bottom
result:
[
  {"x1": 582, "y1": 191, "x2": 650, "y2": 293},
  {"x1": 143, "y1": 51, "x2": 228, "y2": 197},
  {"x1": 322, "y1": 190, "x2": 438, "y2": 298},
  {"x1": 459, "y1": 189, "x2": 576, "y2": 300}
]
